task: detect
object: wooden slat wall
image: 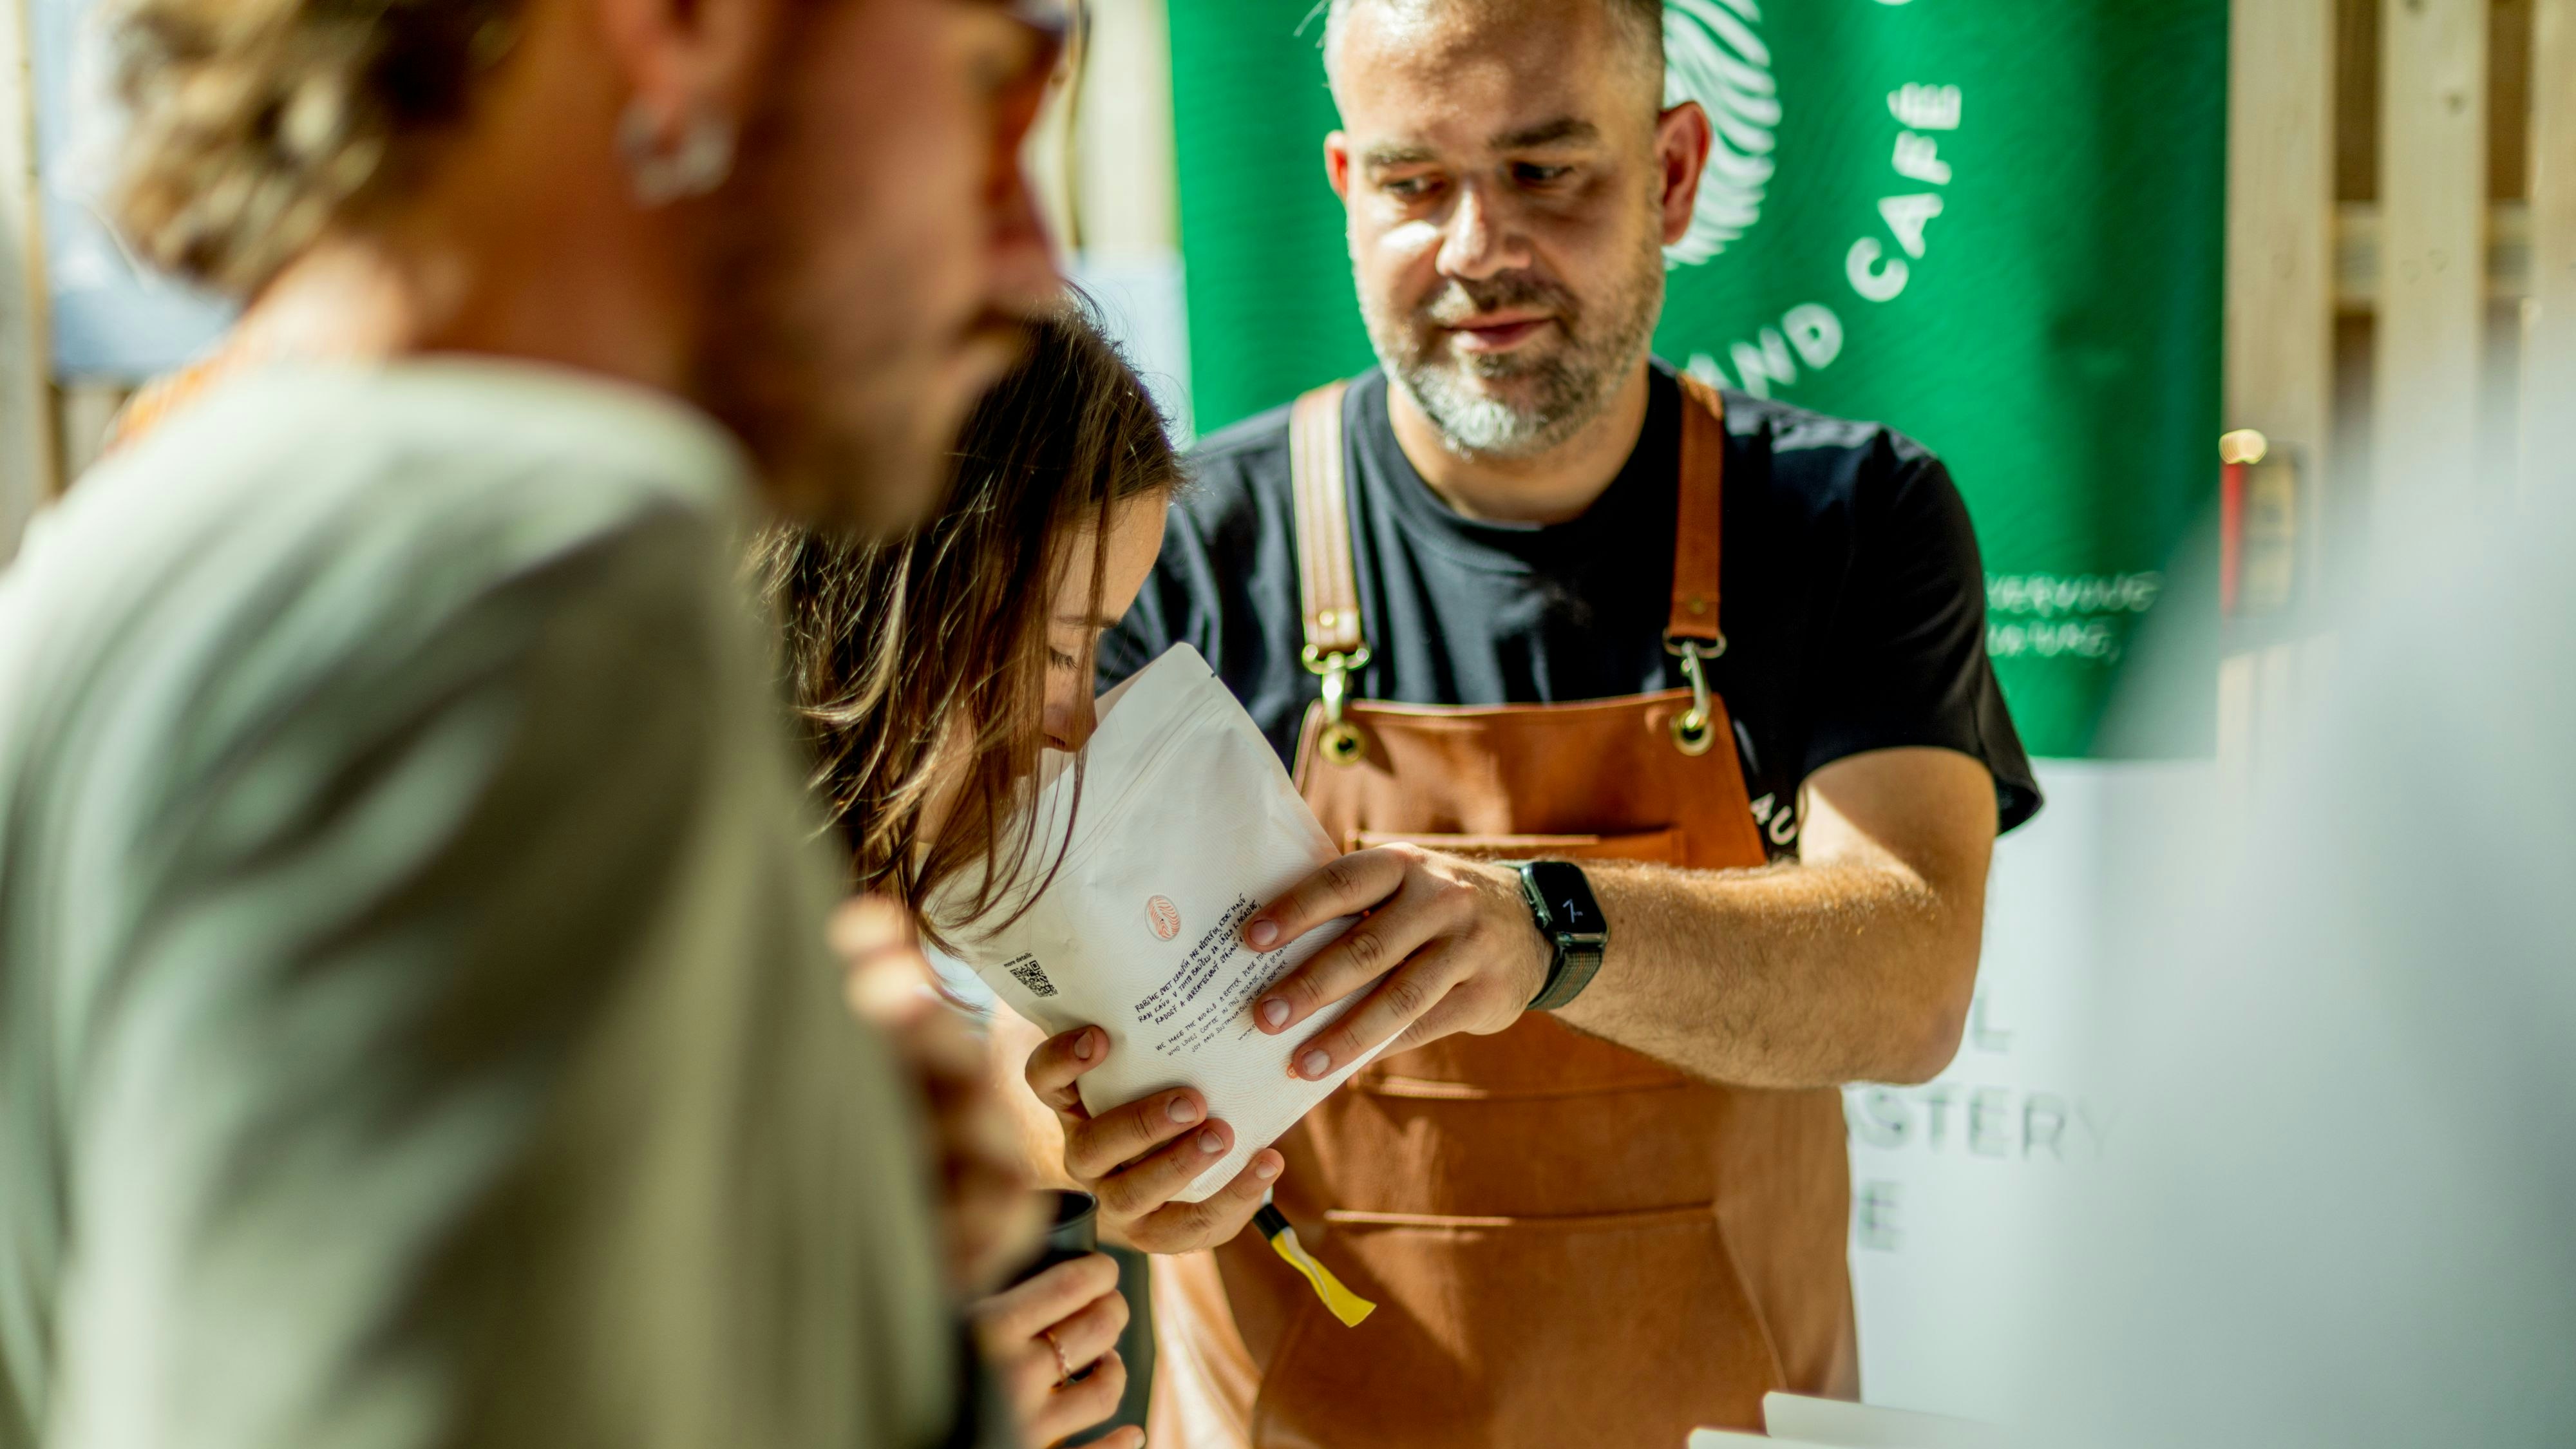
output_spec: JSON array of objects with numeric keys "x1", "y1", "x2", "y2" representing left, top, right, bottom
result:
[
  {"x1": 0, "y1": 0, "x2": 50, "y2": 562},
  {"x1": 1074, "y1": 0, "x2": 1179, "y2": 262},
  {"x1": 2374, "y1": 0, "x2": 2490, "y2": 521},
  {"x1": 2530, "y1": 0, "x2": 2575, "y2": 497},
  {"x1": 2229, "y1": 0, "x2": 2339, "y2": 465},
  {"x1": 2220, "y1": 0, "x2": 2341, "y2": 780}
]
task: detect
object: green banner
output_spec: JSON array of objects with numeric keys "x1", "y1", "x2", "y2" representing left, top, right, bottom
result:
[{"x1": 1168, "y1": 0, "x2": 2225, "y2": 759}]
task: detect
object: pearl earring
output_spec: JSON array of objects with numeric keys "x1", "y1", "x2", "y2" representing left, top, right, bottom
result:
[{"x1": 618, "y1": 99, "x2": 737, "y2": 207}]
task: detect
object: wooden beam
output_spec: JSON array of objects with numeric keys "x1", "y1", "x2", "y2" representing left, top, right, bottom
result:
[
  {"x1": 2374, "y1": 0, "x2": 2488, "y2": 522},
  {"x1": 2228, "y1": 0, "x2": 2338, "y2": 482},
  {"x1": 2528, "y1": 0, "x2": 2575, "y2": 498},
  {"x1": 0, "y1": 0, "x2": 52, "y2": 560},
  {"x1": 1074, "y1": 0, "x2": 1179, "y2": 263},
  {"x1": 2333, "y1": 200, "x2": 2534, "y2": 308}
]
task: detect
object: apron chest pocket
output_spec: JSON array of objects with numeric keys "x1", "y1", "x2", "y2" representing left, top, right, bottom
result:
[{"x1": 1344, "y1": 828, "x2": 1683, "y2": 864}]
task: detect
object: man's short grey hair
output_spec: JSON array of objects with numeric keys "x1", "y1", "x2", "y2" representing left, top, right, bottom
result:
[{"x1": 1321, "y1": 0, "x2": 1666, "y2": 99}]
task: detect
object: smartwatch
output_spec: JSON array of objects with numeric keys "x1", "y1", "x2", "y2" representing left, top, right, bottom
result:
[{"x1": 1513, "y1": 860, "x2": 1610, "y2": 1010}]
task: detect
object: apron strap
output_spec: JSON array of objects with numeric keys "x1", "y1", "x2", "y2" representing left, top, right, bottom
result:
[
  {"x1": 1284, "y1": 372, "x2": 1730, "y2": 708},
  {"x1": 1669, "y1": 373, "x2": 1728, "y2": 649},
  {"x1": 1290, "y1": 381, "x2": 1365, "y2": 659},
  {"x1": 1290, "y1": 381, "x2": 1370, "y2": 765}
]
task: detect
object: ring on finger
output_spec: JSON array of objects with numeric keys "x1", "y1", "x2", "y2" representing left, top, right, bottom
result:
[{"x1": 1041, "y1": 1327, "x2": 1075, "y2": 1387}]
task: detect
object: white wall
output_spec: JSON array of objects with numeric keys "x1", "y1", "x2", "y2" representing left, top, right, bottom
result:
[{"x1": 1844, "y1": 759, "x2": 2216, "y2": 1420}]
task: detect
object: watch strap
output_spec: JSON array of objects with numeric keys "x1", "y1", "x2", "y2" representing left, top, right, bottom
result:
[
  {"x1": 1528, "y1": 938, "x2": 1606, "y2": 1012},
  {"x1": 1517, "y1": 862, "x2": 1608, "y2": 1011}
]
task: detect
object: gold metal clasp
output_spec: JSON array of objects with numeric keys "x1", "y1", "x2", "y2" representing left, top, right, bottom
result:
[
  {"x1": 1302, "y1": 642, "x2": 1372, "y2": 766},
  {"x1": 1663, "y1": 634, "x2": 1725, "y2": 757}
]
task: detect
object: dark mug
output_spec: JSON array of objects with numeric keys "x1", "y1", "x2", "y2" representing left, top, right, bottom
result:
[{"x1": 1008, "y1": 1188, "x2": 1101, "y2": 1286}]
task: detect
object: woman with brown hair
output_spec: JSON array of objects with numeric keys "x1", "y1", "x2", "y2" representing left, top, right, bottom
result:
[
  {"x1": 762, "y1": 304, "x2": 1173, "y2": 936},
  {"x1": 757, "y1": 304, "x2": 1181, "y2": 1449}
]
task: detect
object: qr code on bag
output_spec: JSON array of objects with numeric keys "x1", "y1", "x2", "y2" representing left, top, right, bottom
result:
[{"x1": 1002, "y1": 954, "x2": 1057, "y2": 999}]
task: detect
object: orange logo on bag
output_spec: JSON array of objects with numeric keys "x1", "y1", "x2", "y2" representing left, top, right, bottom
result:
[{"x1": 1146, "y1": 895, "x2": 1182, "y2": 942}]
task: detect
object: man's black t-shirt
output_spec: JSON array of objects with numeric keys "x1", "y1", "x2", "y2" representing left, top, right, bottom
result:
[{"x1": 1099, "y1": 363, "x2": 2041, "y2": 856}]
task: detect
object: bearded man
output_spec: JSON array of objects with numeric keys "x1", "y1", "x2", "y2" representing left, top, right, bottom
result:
[
  {"x1": 0, "y1": 1, "x2": 1062, "y2": 1446},
  {"x1": 1019, "y1": 1, "x2": 2043, "y2": 1444}
]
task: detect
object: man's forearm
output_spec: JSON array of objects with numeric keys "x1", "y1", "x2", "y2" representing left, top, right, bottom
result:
[{"x1": 1553, "y1": 854, "x2": 1982, "y2": 1090}]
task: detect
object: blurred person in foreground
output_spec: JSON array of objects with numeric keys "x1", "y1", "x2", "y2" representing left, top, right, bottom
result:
[
  {"x1": 759, "y1": 307, "x2": 1182, "y2": 1449},
  {"x1": 0, "y1": 1, "x2": 1064, "y2": 1446},
  {"x1": 1054, "y1": 1, "x2": 2038, "y2": 1443},
  {"x1": 2013, "y1": 506, "x2": 2576, "y2": 1448}
]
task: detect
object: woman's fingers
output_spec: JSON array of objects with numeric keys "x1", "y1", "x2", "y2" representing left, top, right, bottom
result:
[
  {"x1": 1027, "y1": 1350, "x2": 1130, "y2": 1448},
  {"x1": 1016, "y1": 1024, "x2": 1290, "y2": 1256},
  {"x1": 971, "y1": 1252, "x2": 1121, "y2": 1346},
  {"x1": 973, "y1": 1258, "x2": 1137, "y2": 1448},
  {"x1": 1124, "y1": 1148, "x2": 1283, "y2": 1254},
  {"x1": 1061, "y1": 1085, "x2": 1209, "y2": 1182},
  {"x1": 1040, "y1": 1281, "x2": 1131, "y2": 1369},
  {"x1": 1088, "y1": 1116, "x2": 1236, "y2": 1221},
  {"x1": 1023, "y1": 1026, "x2": 1110, "y2": 1116},
  {"x1": 992, "y1": 1342, "x2": 1127, "y2": 1446}
]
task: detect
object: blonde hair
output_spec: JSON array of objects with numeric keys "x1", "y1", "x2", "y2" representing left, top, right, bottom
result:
[{"x1": 104, "y1": 0, "x2": 524, "y2": 296}]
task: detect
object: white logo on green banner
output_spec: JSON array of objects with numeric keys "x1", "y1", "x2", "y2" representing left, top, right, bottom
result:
[{"x1": 1662, "y1": 0, "x2": 1777, "y2": 267}]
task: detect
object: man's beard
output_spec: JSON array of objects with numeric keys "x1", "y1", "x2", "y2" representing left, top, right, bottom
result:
[
  {"x1": 1361, "y1": 236, "x2": 1664, "y2": 461},
  {"x1": 695, "y1": 283, "x2": 1021, "y2": 540},
  {"x1": 692, "y1": 207, "x2": 1010, "y2": 539}
]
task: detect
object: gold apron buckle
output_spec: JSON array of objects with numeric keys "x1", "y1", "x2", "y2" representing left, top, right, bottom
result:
[
  {"x1": 1671, "y1": 712, "x2": 1716, "y2": 756},
  {"x1": 1320, "y1": 721, "x2": 1368, "y2": 766},
  {"x1": 1302, "y1": 643, "x2": 1373, "y2": 767},
  {"x1": 1663, "y1": 635, "x2": 1725, "y2": 759}
]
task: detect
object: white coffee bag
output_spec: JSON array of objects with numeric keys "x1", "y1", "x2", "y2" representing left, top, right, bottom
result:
[{"x1": 931, "y1": 644, "x2": 1382, "y2": 1202}]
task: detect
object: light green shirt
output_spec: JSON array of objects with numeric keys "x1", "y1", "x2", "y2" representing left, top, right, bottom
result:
[{"x1": 0, "y1": 363, "x2": 981, "y2": 1449}]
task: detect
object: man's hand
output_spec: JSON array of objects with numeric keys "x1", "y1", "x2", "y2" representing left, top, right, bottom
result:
[
  {"x1": 1244, "y1": 844, "x2": 1553, "y2": 1083},
  {"x1": 1023, "y1": 1026, "x2": 1283, "y2": 1253},
  {"x1": 835, "y1": 897, "x2": 1043, "y2": 1296}
]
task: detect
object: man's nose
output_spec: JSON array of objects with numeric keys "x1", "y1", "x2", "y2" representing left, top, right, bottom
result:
[
  {"x1": 985, "y1": 9, "x2": 1071, "y2": 315},
  {"x1": 988, "y1": 176, "x2": 1063, "y2": 318},
  {"x1": 1435, "y1": 183, "x2": 1524, "y2": 281}
]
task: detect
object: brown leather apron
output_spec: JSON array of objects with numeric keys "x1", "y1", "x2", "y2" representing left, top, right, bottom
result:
[{"x1": 1150, "y1": 376, "x2": 1857, "y2": 1449}]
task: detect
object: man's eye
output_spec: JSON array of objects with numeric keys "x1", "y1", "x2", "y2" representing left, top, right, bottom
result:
[
  {"x1": 1383, "y1": 175, "x2": 1439, "y2": 199},
  {"x1": 1513, "y1": 163, "x2": 1573, "y2": 186}
]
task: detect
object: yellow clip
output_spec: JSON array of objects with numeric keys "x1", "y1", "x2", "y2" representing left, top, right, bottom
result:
[{"x1": 1257, "y1": 1205, "x2": 1376, "y2": 1327}]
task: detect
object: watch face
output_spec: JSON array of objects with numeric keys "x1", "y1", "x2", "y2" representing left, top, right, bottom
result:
[{"x1": 1525, "y1": 860, "x2": 1607, "y2": 938}]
